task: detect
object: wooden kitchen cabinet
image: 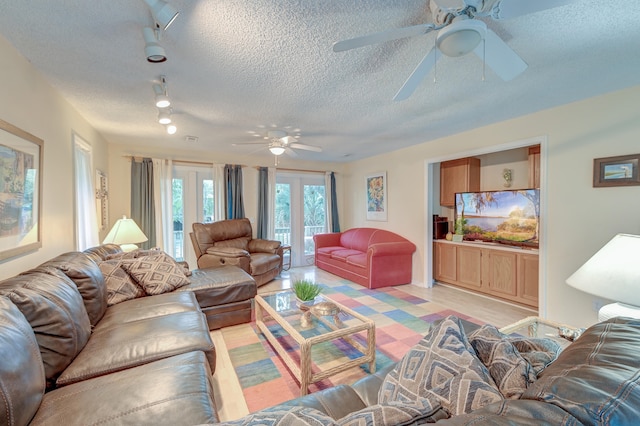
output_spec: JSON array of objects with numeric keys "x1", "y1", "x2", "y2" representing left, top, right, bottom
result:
[
  {"x1": 439, "y1": 157, "x2": 480, "y2": 207},
  {"x1": 433, "y1": 241, "x2": 538, "y2": 308}
]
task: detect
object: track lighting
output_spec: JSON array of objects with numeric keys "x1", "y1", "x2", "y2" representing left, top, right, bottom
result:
[
  {"x1": 153, "y1": 76, "x2": 170, "y2": 108},
  {"x1": 157, "y1": 109, "x2": 171, "y2": 124},
  {"x1": 166, "y1": 123, "x2": 177, "y2": 135},
  {"x1": 143, "y1": 0, "x2": 180, "y2": 31},
  {"x1": 143, "y1": 27, "x2": 166, "y2": 63}
]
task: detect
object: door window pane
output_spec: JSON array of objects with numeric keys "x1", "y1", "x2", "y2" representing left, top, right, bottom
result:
[
  {"x1": 275, "y1": 183, "x2": 291, "y2": 245},
  {"x1": 303, "y1": 184, "x2": 326, "y2": 255},
  {"x1": 172, "y1": 178, "x2": 184, "y2": 260},
  {"x1": 203, "y1": 179, "x2": 214, "y2": 223}
]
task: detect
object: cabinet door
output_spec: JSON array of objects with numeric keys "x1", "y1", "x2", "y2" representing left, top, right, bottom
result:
[
  {"x1": 518, "y1": 253, "x2": 539, "y2": 306},
  {"x1": 434, "y1": 243, "x2": 457, "y2": 283},
  {"x1": 440, "y1": 158, "x2": 480, "y2": 207},
  {"x1": 456, "y1": 245, "x2": 482, "y2": 289},
  {"x1": 486, "y1": 251, "x2": 518, "y2": 297}
]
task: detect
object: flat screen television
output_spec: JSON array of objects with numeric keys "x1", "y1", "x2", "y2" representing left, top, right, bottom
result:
[{"x1": 454, "y1": 189, "x2": 540, "y2": 248}]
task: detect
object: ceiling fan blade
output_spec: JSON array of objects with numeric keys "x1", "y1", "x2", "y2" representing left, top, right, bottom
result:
[
  {"x1": 492, "y1": 0, "x2": 574, "y2": 20},
  {"x1": 333, "y1": 23, "x2": 435, "y2": 52},
  {"x1": 393, "y1": 47, "x2": 440, "y2": 102},
  {"x1": 284, "y1": 147, "x2": 299, "y2": 157},
  {"x1": 290, "y1": 143, "x2": 322, "y2": 152},
  {"x1": 473, "y1": 29, "x2": 527, "y2": 81},
  {"x1": 232, "y1": 142, "x2": 267, "y2": 146},
  {"x1": 281, "y1": 135, "x2": 297, "y2": 145}
]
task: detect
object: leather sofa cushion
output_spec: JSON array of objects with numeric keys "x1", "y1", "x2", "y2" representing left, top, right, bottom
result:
[
  {"x1": 31, "y1": 351, "x2": 218, "y2": 425},
  {"x1": 0, "y1": 297, "x2": 45, "y2": 426},
  {"x1": 215, "y1": 236, "x2": 251, "y2": 251},
  {"x1": 98, "y1": 258, "x2": 146, "y2": 305},
  {"x1": 0, "y1": 271, "x2": 91, "y2": 388},
  {"x1": 522, "y1": 316, "x2": 640, "y2": 425},
  {"x1": 57, "y1": 310, "x2": 215, "y2": 386},
  {"x1": 434, "y1": 399, "x2": 579, "y2": 425},
  {"x1": 175, "y1": 266, "x2": 256, "y2": 308},
  {"x1": 94, "y1": 291, "x2": 201, "y2": 331},
  {"x1": 83, "y1": 243, "x2": 122, "y2": 263},
  {"x1": 249, "y1": 252, "x2": 281, "y2": 276},
  {"x1": 37, "y1": 251, "x2": 108, "y2": 326}
]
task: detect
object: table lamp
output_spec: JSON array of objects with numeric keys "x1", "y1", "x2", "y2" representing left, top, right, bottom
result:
[
  {"x1": 103, "y1": 216, "x2": 148, "y2": 252},
  {"x1": 566, "y1": 233, "x2": 640, "y2": 321}
]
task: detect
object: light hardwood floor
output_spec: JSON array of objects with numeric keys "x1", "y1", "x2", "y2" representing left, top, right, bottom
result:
[{"x1": 210, "y1": 266, "x2": 536, "y2": 421}]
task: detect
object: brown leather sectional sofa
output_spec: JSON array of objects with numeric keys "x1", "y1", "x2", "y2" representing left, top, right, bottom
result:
[{"x1": 0, "y1": 244, "x2": 259, "y2": 425}]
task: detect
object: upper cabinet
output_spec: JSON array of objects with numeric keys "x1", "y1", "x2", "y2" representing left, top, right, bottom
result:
[
  {"x1": 440, "y1": 157, "x2": 480, "y2": 207},
  {"x1": 528, "y1": 145, "x2": 540, "y2": 188}
]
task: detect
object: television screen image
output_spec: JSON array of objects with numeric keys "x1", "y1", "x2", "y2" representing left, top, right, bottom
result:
[{"x1": 454, "y1": 189, "x2": 540, "y2": 248}]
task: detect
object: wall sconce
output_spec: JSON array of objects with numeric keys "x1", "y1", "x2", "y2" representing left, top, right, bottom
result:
[{"x1": 502, "y1": 168, "x2": 513, "y2": 187}]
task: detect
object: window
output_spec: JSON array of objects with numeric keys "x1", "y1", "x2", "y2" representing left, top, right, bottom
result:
[{"x1": 73, "y1": 134, "x2": 99, "y2": 250}]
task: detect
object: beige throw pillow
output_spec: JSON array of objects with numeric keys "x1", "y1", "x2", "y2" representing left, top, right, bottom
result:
[
  {"x1": 98, "y1": 259, "x2": 145, "y2": 306},
  {"x1": 120, "y1": 253, "x2": 190, "y2": 295}
]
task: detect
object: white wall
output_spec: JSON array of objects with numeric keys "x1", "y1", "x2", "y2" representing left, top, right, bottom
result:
[
  {"x1": 0, "y1": 35, "x2": 109, "y2": 280},
  {"x1": 343, "y1": 86, "x2": 640, "y2": 328}
]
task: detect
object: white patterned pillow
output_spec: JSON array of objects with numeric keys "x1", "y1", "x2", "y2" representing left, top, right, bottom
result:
[
  {"x1": 98, "y1": 259, "x2": 145, "y2": 306},
  {"x1": 379, "y1": 315, "x2": 503, "y2": 415},
  {"x1": 218, "y1": 406, "x2": 336, "y2": 425},
  {"x1": 120, "y1": 253, "x2": 190, "y2": 295}
]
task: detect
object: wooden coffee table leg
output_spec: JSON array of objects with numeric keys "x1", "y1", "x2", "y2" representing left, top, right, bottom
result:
[{"x1": 300, "y1": 341, "x2": 311, "y2": 395}]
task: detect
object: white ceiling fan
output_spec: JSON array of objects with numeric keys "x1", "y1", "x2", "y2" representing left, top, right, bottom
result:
[
  {"x1": 333, "y1": 0, "x2": 574, "y2": 101},
  {"x1": 233, "y1": 129, "x2": 322, "y2": 161}
]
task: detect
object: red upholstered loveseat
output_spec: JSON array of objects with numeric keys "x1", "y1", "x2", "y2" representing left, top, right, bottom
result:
[{"x1": 313, "y1": 228, "x2": 416, "y2": 289}]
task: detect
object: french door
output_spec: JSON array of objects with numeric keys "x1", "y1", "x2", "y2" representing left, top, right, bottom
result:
[
  {"x1": 172, "y1": 165, "x2": 213, "y2": 266},
  {"x1": 275, "y1": 173, "x2": 326, "y2": 267}
]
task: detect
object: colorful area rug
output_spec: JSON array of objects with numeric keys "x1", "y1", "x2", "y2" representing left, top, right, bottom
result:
[{"x1": 221, "y1": 280, "x2": 485, "y2": 413}]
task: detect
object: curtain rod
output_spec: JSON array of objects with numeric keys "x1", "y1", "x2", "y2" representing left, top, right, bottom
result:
[
  {"x1": 122, "y1": 155, "x2": 246, "y2": 168},
  {"x1": 255, "y1": 166, "x2": 334, "y2": 174}
]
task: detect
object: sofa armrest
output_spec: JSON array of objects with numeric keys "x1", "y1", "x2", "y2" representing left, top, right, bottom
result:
[
  {"x1": 248, "y1": 239, "x2": 281, "y2": 254},
  {"x1": 313, "y1": 233, "x2": 342, "y2": 248},
  {"x1": 369, "y1": 241, "x2": 416, "y2": 256},
  {"x1": 279, "y1": 384, "x2": 367, "y2": 420}
]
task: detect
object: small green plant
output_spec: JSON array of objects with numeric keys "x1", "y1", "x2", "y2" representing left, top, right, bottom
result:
[{"x1": 292, "y1": 279, "x2": 322, "y2": 301}]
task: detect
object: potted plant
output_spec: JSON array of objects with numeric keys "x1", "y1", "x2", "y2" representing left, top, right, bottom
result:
[{"x1": 292, "y1": 279, "x2": 322, "y2": 310}]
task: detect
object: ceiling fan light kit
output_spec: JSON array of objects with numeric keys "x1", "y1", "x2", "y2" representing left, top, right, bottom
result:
[{"x1": 334, "y1": 0, "x2": 574, "y2": 101}]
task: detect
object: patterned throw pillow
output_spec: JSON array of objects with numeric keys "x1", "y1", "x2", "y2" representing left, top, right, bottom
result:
[
  {"x1": 469, "y1": 325, "x2": 562, "y2": 399},
  {"x1": 337, "y1": 397, "x2": 449, "y2": 426},
  {"x1": 98, "y1": 259, "x2": 145, "y2": 306},
  {"x1": 105, "y1": 248, "x2": 158, "y2": 261},
  {"x1": 379, "y1": 315, "x2": 503, "y2": 415},
  {"x1": 120, "y1": 253, "x2": 190, "y2": 295},
  {"x1": 218, "y1": 406, "x2": 336, "y2": 426}
]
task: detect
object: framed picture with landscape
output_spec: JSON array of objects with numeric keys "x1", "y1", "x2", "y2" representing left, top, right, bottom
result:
[
  {"x1": 0, "y1": 119, "x2": 43, "y2": 260},
  {"x1": 365, "y1": 171, "x2": 387, "y2": 221},
  {"x1": 593, "y1": 153, "x2": 640, "y2": 187}
]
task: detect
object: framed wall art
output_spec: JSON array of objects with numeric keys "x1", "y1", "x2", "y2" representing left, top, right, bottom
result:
[
  {"x1": 0, "y1": 119, "x2": 43, "y2": 260},
  {"x1": 593, "y1": 153, "x2": 640, "y2": 187},
  {"x1": 365, "y1": 171, "x2": 387, "y2": 221}
]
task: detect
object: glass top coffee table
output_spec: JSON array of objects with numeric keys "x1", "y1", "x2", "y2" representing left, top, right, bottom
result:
[
  {"x1": 254, "y1": 289, "x2": 376, "y2": 395},
  {"x1": 499, "y1": 316, "x2": 584, "y2": 349}
]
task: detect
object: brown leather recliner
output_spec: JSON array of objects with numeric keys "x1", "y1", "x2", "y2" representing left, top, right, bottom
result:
[{"x1": 190, "y1": 218, "x2": 283, "y2": 287}]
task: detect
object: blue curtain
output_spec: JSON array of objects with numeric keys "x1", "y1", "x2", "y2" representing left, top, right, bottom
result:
[
  {"x1": 330, "y1": 171, "x2": 340, "y2": 232},
  {"x1": 257, "y1": 167, "x2": 268, "y2": 238},
  {"x1": 130, "y1": 158, "x2": 155, "y2": 248},
  {"x1": 224, "y1": 164, "x2": 245, "y2": 219}
]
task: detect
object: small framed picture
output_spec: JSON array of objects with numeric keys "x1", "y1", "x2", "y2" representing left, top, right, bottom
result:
[
  {"x1": 593, "y1": 154, "x2": 640, "y2": 187},
  {"x1": 365, "y1": 171, "x2": 387, "y2": 221}
]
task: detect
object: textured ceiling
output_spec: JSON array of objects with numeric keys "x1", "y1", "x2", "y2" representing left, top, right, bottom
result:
[{"x1": 0, "y1": 0, "x2": 639, "y2": 162}]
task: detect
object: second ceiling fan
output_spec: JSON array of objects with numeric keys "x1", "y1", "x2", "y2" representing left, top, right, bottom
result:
[{"x1": 333, "y1": 0, "x2": 574, "y2": 101}]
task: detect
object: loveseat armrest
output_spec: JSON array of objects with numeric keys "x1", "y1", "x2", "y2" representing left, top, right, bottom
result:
[
  {"x1": 369, "y1": 241, "x2": 416, "y2": 256},
  {"x1": 248, "y1": 239, "x2": 281, "y2": 254},
  {"x1": 313, "y1": 232, "x2": 342, "y2": 248}
]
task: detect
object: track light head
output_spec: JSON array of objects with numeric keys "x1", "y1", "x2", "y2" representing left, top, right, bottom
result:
[
  {"x1": 153, "y1": 78, "x2": 170, "y2": 108},
  {"x1": 143, "y1": 27, "x2": 166, "y2": 63},
  {"x1": 166, "y1": 123, "x2": 177, "y2": 135},
  {"x1": 143, "y1": 0, "x2": 180, "y2": 31},
  {"x1": 157, "y1": 109, "x2": 171, "y2": 124}
]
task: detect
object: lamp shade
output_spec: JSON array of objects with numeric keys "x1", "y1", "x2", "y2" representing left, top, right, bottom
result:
[
  {"x1": 103, "y1": 216, "x2": 148, "y2": 247},
  {"x1": 566, "y1": 234, "x2": 640, "y2": 307}
]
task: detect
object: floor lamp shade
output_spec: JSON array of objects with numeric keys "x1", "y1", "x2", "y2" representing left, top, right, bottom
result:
[
  {"x1": 103, "y1": 216, "x2": 148, "y2": 251},
  {"x1": 566, "y1": 234, "x2": 640, "y2": 307}
]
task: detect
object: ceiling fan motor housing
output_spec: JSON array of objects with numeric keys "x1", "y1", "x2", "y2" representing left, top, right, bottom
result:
[{"x1": 430, "y1": 0, "x2": 484, "y2": 24}]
